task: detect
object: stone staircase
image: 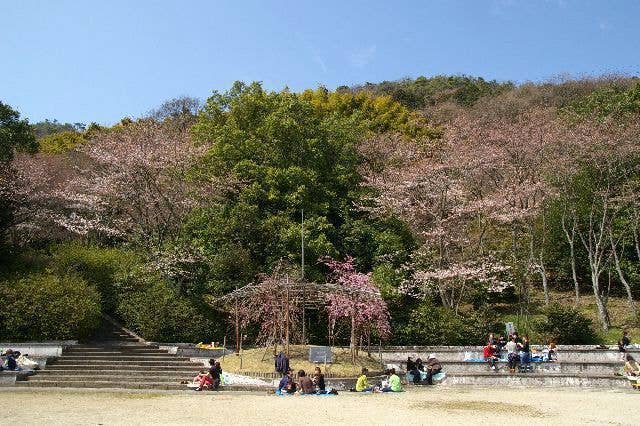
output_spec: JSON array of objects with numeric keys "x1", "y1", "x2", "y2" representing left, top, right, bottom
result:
[
  {"x1": 16, "y1": 321, "x2": 204, "y2": 390},
  {"x1": 382, "y1": 346, "x2": 634, "y2": 388}
]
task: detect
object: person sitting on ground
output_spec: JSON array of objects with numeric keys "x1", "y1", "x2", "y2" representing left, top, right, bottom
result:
[
  {"x1": 415, "y1": 357, "x2": 424, "y2": 372},
  {"x1": 624, "y1": 354, "x2": 640, "y2": 376},
  {"x1": 381, "y1": 368, "x2": 403, "y2": 392},
  {"x1": 208, "y1": 359, "x2": 222, "y2": 390},
  {"x1": 519, "y1": 334, "x2": 532, "y2": 369},
  {"x1": 278, "y1": 369, "x2": 297, "y2": 394},
  {"x1": 505, "y1": 336, "x2": 519, "y2": 373},
  {"x1": 483, "y1": 342, "x2": 498, "y2": 370},
  {"x1": 425, "y1": 354, "x2": 442, "y2": 385},
  {"x1": 356, "y1": 367, "x2": 372, "y2": 392},
  {"x1": 313, "y1": 366, "x2": 326, "y2": 392},
  {"x1": 193, "y1": 369, "x2": 213, "y2": 391},
  {"x1": 298, "y1": 370, "x2": 315, "y2": 394},
  {"x1": 406, "y1": 356, "x2": 416, "y2": 373}
]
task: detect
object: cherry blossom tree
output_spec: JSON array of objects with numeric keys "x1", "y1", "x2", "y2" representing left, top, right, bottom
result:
[
  {"x1": 8, "y1": 119, "x2": 223, "y2": 248},
  {"x1": 321, "y1": 256, "x2": 390, "y2": 360}
]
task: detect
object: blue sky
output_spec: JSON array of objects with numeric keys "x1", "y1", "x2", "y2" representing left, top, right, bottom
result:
[{"x1": 1, "y1": 0, "x2": 639, "y2": 125}]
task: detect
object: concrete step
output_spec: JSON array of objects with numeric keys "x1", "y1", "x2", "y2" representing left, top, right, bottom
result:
[
  {"x1": 435, "y1": 361, "x2": 621, "y2": 375},
  {"x1": 15, "y1": 380, "x2": 188, "y2": 390},
  {"x1": 29, "y1": 374, "x2": 194, "y2": 383},
  {"x1": 56, "y1": 355, "x2": 178, "y2": 361},
  {"x1": 40, "y1": 365, "x2": 201, "y2": 372},
  {"x1": 65, "y1": 348, "x2": 167, "y2": 354},
  {"x1": 38, "y1": 368, "x2": 201, "y2": 375},
  {"x1": 49, "y1": 360, "x2": 202, "y2": 367},
  {"x1": 440, "y1": 372, "x2": 629, "y2": 388},
  {"x1": 71, "y1": 344, "x2": 160, "y2": 350},
  {"x1": 15, "y1": 381, "x2": 267, "y2": 391}
]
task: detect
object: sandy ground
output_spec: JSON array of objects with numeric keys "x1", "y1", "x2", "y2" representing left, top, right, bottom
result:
[{"x1": 1, "y1": 386, "x2": 638, "y2": 425}]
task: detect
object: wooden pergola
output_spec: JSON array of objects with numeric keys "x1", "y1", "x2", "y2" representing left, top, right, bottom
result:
[{"x1": 215, "y1": 267, "x2": 381, "y2": 356}]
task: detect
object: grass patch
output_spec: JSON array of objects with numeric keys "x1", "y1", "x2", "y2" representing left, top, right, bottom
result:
[{"x1": 218, "y1": 345, "x2": 383, "y2": 377}]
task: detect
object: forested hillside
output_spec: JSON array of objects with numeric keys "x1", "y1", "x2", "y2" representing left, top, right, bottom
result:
[{"x1": 2, "y1": 75, "x2": 640, "y2": 345}]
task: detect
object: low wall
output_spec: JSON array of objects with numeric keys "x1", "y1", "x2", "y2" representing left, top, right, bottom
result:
[
  {"x1": 440, "y1": 374, "x2": 628, "y2": 388},
  {"x1": 0, "y1": 341, "x2": 76, "y2": 357}
]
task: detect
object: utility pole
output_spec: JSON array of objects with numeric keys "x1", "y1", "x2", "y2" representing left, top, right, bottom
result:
[
  {"x1": 301, "y1": 209, "x2": 306, "y2": 344},
  {"x1": 301, "y1": 209, "x2": 305, "y2": 279}
]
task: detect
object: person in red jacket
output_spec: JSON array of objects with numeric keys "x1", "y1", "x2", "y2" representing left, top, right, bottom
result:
[{"x1": 483, "y1": 343, "x2": 498, "y2": 370}]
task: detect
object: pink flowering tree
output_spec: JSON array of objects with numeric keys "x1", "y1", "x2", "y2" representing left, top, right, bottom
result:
[
  {"x1": 321, "y1": 256, "x2": 390, "y2": 359},
  {"x1": 8, "y1": 119, "x2": 223, "y2": 249}
]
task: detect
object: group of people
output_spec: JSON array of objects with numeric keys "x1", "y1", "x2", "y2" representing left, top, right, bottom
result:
[
  {"x1": 1, "y1": 349, "x2": 21, "y2": 371},
  {"x1": 277, "y1": 366, "x2": 332, "y2": 395},
  {"x1": 406, "y1": 354, "x2": 442, "y2": 385},
  {"x1": 354, "y1": 367, "x2": 403, "y2": 392},
  {"x1": 1, "y1": 349, "x2": 38, "y2": 372},
  {"x1": 192, "y1": 358, "x2": 223, "y2": 391},
  {"x1": 483, "y1": 332, "x2": 555, "y2": 373}
]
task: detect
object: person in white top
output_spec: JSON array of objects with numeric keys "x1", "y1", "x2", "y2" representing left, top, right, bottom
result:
[{"x1": 505, "y1": 336, "x2": 519, "y2": 373}]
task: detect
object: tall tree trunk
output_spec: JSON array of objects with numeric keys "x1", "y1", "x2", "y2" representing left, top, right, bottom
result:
[
  {"x1": 633, "y1": 213, "x2": 640, "y2": 261},
  {"x1": 350, "y1": 310, "x2": 357, "y2": 363},
  {"x1": 592, "y1": 275, "x2": 610, "y2": 331},
  {"x1": 609, "y1": 229, "x2": 637, "y2": 313},
  {"x1": 579, "y1": 199, "x2": 611, "y2": 331},
  {"x1": 561, "y1": 210, "x2": 580, "y2": 305}
]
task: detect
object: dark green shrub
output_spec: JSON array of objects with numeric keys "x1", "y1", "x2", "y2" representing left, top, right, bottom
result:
[
  {"x1": 401, "y1": 301, "x2": 503, "y2": 345},
  {"x1": 116, "y1": 271, "x2": 218, "y2": 343},
  {"x1": 0, "y1": 273, "x2": 101, "y2": 341},
  {"x1": 50, "y1": 243, "x2": 140, "y2": 314},
  {"x1": 536, "y1": 303, "x2": 599, "y2": 344}
]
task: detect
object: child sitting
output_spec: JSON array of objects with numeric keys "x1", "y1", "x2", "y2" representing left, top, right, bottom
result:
[{"x1": 193, "y1": 369, "x2": 213, "y2": 391}]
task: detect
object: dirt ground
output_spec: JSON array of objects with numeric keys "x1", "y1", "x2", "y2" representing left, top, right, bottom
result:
[{"x1": 1, "y1": 386, "x2": 637, "y2": 425}]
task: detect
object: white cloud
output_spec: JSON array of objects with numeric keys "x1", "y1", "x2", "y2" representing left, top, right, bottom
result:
[{"x1": 349, "y1": 45, "x2": 377, "y2": 68}]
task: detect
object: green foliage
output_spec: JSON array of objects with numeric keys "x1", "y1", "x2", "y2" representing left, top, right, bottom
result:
[
  {"x1": 186, "y1": 82, "x2": 416, "y2": 288},
  {"x1": 0, "y1": 273, "x2": 101, "y2": 341},
  {"x1": 536, "y1": 303, "x2": 599, "y2": 344},
  {"x1": 49, "y1": 243, "x2": 141, "y2": 314},
  {"x1": 38, "y1": 131, "x2": 86, "y2": 153},
  {"x1": 1, "y1": 101, "x2": 37, "y2": 248},
  {"x1": 116, "y1": 271, "x2": 218, "y2": 343},
  {"x1": 31, "y1": 119, "x2": 85, "y2": 139},
  {"x1": 561, "y1": 82, "x2": 640, "y2": 120},
  {"x1": 352, "y1": 75, "x2": 514, "y2": 109},
  {"x1": 401, "y1": 301, "x2": 501, "y2": 345},
  {"x1": 0, "y1": 101, "x2": 37, "y2": 162}
]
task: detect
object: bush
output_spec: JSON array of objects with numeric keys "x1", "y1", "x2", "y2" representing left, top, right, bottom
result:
[
  {"x1": 536, "y1": 303, "x2": 599, "y2": 344},
  {"x1": 50, "y1": 243, "x2": 140, "y2": 314},
  {"x1": 116, "y1": 271, "x2": 218, "y2": 343},
  {"x1": 0, "y1": 273, "x2": 101, "y2": 341},
  {"x1": 401, "y1": 301, "x2": 502, "y2": 345}
]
